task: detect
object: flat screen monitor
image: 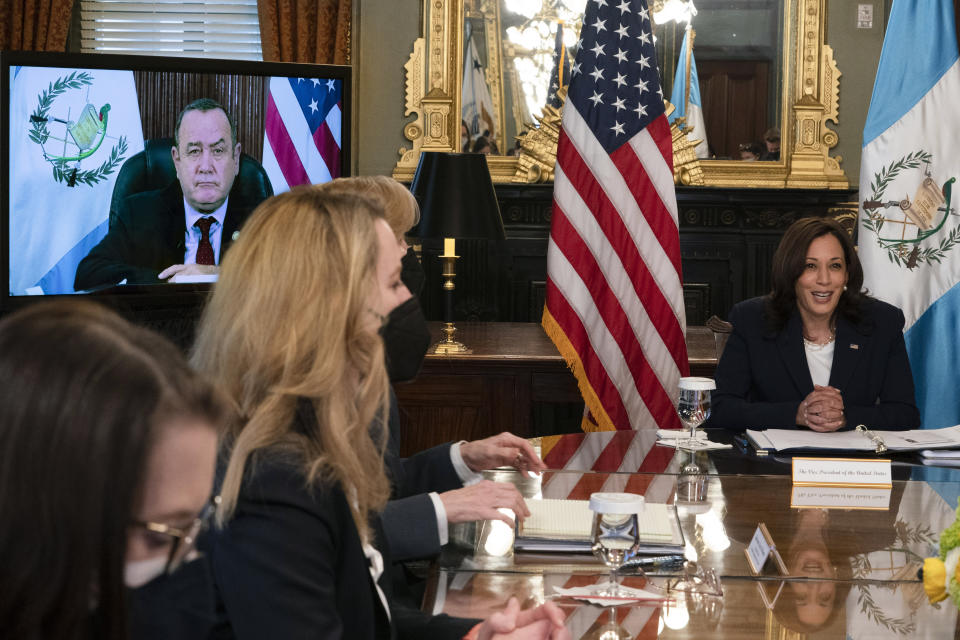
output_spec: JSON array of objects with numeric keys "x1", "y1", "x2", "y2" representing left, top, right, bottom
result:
[{"x1": 1, "y1": 50, "x2": 351, "y2": 312}]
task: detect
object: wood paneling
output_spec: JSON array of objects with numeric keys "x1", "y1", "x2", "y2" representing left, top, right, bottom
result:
[
  {"x1": 413, "y1": 185, "x2": 858, "y2": 328},
  {"x1": 393, "y1": 322, "x2": 719, "y2": 456},
  {"x1": 133, "y1": 71, "x2": 267, "y2": 160}
]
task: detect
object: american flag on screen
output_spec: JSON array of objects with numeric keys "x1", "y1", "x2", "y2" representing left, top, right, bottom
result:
[
  {"x1": 262, "y1": 76, "x2": 342, "y2": 192},
  {"x1": 542, "y1": 0, "x2": 689, "y2": 431}
]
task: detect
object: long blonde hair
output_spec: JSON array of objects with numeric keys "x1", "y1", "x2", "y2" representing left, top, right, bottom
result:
[
  {"x1": 320, "y1": 175, "x2": 420, "y2": 239},
  {"x1": 191, "y1": 187, "x2": 391, "y2": 540}
]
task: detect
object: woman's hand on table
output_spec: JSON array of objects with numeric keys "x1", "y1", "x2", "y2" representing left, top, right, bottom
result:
[
  {"x1": 460, "y1": 432, "x2": 546, "y2": 474},
  {"x1": 797, "y1": 385, "x2": 846, "y2": 432},
  {"x1": 440, "y1": 479, "x2": 530, "y2": 525}
]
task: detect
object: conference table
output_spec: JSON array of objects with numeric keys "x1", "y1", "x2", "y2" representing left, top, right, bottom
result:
[{"x1": 421, "y1": 430, "x2": 960, "y2": 639}]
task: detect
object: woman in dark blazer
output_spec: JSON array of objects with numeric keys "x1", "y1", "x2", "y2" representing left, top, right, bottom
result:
[
  {"x1": 192, "y1": 188, "x2": 568, "y2": 640},
  {"x1": 711, "y1": 217, "x2": 920, "y2": 431}
]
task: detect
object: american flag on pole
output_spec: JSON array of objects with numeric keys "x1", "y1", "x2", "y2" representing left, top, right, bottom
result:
[
  {"x1": 542, "y1": 0, "x2": 689, "y2": 431},
  {"x1": 262, "y1": 76, "x2": 342, "y2": 193}
]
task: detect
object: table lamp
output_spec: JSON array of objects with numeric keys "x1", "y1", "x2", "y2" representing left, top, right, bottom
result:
[{"x1": 409, "y1": 152, "x2": 505, "y2": 354}]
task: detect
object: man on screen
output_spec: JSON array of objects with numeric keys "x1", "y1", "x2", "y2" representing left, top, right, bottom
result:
[{"x1": 75, "y1": 98, "x2": 264, "y2": 290}]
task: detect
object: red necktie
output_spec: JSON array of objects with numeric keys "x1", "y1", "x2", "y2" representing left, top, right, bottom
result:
[{"x1": 194, "y1": 216, "x2": 216, "y2": 266}]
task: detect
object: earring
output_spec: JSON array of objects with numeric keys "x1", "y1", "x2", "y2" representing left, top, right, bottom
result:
[{"x1": 843, "y1": 285, "x2": 848, "y2": 292}]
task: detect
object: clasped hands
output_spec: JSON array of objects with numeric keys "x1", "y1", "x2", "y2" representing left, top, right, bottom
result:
[
  {"x1": 470, "y1": 597, "x2": 570, "y2": 640},
  {"x1": 440, "y1": 432, "x2": 546, "y2": 526},
  {"x1": 796, "y1": 385, "x2": 845, "y2": 432}
]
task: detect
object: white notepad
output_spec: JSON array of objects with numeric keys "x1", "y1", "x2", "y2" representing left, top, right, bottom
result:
[{"x1": 520, "y1": 499, "x2": 676, "y2": 544}]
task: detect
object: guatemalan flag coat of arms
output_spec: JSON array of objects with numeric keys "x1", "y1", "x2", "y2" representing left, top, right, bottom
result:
[{"x1": 859, "y1": 0, "x2": 960, "y2": 428}]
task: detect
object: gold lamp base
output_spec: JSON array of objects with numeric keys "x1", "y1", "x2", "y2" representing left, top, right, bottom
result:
[{"x1": 431, "y1": 321, "x2": 472, "y2": 354}]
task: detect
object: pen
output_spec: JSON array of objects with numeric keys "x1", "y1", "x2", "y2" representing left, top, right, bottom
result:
[{"x1": 622, "y1": 554, "x2": 685, "y2": 568}]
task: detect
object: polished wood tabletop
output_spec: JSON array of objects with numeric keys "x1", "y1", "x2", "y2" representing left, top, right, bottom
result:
[
  {"x1": 427, "y1": 467, "x2": 960, "y2": 639},
  {"x1": 423, "y1": 322, "x2": 719, "y2": 374},
  {"x1": 531, "y1": 429, "x2": 960, "y2": 480},
  {"x1": 395, "y1": 324, "x2": 718, "y2": 455},
  {"x1": 425, "y1": 571, "x2": 958, "y2": 639}
]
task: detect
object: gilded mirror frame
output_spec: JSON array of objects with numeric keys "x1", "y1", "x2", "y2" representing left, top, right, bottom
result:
[{"x1": 393, "y1": 0, "x2": 848, "y2": 189}]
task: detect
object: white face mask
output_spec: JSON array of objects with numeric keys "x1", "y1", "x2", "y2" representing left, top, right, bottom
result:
[{"x1": 124, "y1": 554, "x2": 168, "y2": 588}]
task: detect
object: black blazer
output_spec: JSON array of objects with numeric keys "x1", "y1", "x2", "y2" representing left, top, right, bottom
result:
[
  {"x1": 206, "y1": 406, "x2": 477, "y2": 640},
  {"x1": 74, "y1": 181, "x2": 259, "y2": 290},
  {"x1": 381, "y1": 392, "x2": 463, "y2": 561},
  {"x1": 710, "y1": 296, "x2": 920, "y2": 430}
]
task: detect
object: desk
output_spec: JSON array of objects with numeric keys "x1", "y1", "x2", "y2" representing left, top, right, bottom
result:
[
  {"x1": 394, "y1": 322, "x2": 719, "y2": 456},
  {"x1": 421, "y1": 434, "x2": 960, "y2": 638},
  {"x1": 426, "y1": 574, "x2": 956, "y2": 638}
]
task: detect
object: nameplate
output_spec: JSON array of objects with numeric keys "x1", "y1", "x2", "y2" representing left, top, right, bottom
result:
[
  {"x1": 790, "y1": 485, "x2": 892, "y2": 510},
  {"x1": 744, "y1": 523, "x2": 787, "y2": 576},
  {"x1": 791, "y1": 457, "x2": 892, "y2": 488}
]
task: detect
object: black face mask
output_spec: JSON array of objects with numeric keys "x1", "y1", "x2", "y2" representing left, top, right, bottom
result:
[
  {"x1": 127, "y1": 557, "x2": 216, "y2": 640},
  {"x1": 382, "y1": 296, "x2": 431, "y2": 383}
]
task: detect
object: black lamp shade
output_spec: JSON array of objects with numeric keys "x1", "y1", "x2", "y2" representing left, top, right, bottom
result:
[{"x1": 409, "y1": 152, "x2": 505, "y2": 241}]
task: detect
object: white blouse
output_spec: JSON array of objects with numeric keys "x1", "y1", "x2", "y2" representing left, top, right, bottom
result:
[{"x1": 804, "y1": 340, "x2": 835, "y2": 388}]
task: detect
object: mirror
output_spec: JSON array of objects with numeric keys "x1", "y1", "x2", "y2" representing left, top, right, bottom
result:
[{"x1": 394, "y1": 0, "x2": 848, "y2": 189}]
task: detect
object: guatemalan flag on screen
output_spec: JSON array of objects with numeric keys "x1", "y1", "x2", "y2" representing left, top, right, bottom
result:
[
  {"x1": 262, "y1": 77, "x2": 342, "y2": 192},
  {"x1": 859, "y1": 0, "x2": 960, "y2": 428},
  {"x1": 8, "y1": 66, "x2": 144, "y2": 295}
]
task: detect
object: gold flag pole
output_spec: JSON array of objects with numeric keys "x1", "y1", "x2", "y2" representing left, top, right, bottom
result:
[
  {"x1": 683, "y1": 22, "x2": 696, "y2": 120},
  {"x1": 557, "y1": 20, "x2": 566, "y2": 95}
]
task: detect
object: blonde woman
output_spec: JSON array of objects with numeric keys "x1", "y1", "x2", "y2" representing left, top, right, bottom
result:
[
  {"x1": 318, "y1": 176, "x2": 542, "y2": 563},
  {"x1": 321, "y1": 175, "x2": 423, "y2": 293},
  {"x1": 192, "y1": 188, "x2": 567, "y2": 639}
]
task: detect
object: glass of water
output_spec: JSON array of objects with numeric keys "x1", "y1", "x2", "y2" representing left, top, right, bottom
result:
[
  {"x1": 589, "y1": 492, "x2": 645, "y2": 597},
  {"x1": 677, "y1": 377, "x2": 715, "y2": 451}
]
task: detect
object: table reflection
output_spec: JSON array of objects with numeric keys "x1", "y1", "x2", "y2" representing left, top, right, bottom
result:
[
  {"x1": 425, "y1": 571, "x2": 958, "y2": 638},
  {"x1": 441, "y1": 471, "x2": 960, "y2": 589},
  {"x1": 535, "y1": 429, "x2": 960, "y2": 482}
]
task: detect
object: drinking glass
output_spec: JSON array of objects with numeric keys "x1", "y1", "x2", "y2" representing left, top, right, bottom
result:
[
  {"x1": 677, "y1": 377, "x2": 715, "y2": 451},
  {"x1": 589, "y1": 492, "x2": 645, "y2": 597}
]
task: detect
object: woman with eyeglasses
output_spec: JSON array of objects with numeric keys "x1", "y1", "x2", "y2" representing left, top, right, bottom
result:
[
  {"x1": 0, "y1": 301, "x2": 227, "y2": 640},
  {"x1": 192, "y1": 188, "x2": 568, "y2": 639}
]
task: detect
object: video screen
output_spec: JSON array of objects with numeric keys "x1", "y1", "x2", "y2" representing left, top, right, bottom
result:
[{"x1": 5, "y1": 53, "x2": 348, "y2": 297}]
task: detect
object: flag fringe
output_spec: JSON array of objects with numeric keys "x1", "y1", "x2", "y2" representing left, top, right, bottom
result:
[{"x1": 541, "y1": 306, "x2": 620, "y2": 432}]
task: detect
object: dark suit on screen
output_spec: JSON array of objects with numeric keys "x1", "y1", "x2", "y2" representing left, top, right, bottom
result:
[
  {"x1": 206, "y1": 402, "x2": 477, "y2": 640},
  {"x1": 710, "y1": 296, "x2": 921, "y2": 430},
  {"x1": 73, "y1": 181, "x2": 260, "y2": 290}
]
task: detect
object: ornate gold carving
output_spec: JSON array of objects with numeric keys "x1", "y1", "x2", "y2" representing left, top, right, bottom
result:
[
  {"x1": 785, "y1": 0, "x2": 846, "y2": 189},
  {"x1": 422, "y1": 88, "x2": 453, "y2": 149},
  {"x1": 506, "y1": 94, "x2": 703, "y2": 186},
  {"x1": 666, "y1": 103, "x2": 705, "y2": 186},
  {"x1": 396, "y1": 37, "x2": 426, "y2": 171},
  {"x1": 511, "y1": 100, "x2": 562, "y2": 183},
  {"x1": 393, "y1": 1, "x2": 461, "y2": 183},
  {"x1": 397, "y1": 0, "x2": 849, "y2": 190}
]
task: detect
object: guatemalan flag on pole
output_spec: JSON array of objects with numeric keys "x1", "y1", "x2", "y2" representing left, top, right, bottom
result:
[
  {"x1": 543, "y1": 0, "x2": 690, "y2": 431},
  {"x1": 667, "y1": 26, "x2": 709, "y2": 159},
  {"x1": 262, "y1": 76, "x2": 342, "y2": 193},
  {"x1": 859, "y1": 0, "x2": 960, "y2": 428}
]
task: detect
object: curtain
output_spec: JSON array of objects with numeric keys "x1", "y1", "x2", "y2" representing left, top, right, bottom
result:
[
  {"x1": 0, "y1": 0, "x2": 73, "y2": 51},
  {"x1": 258, "y1": 0, "x2": 352, "y2": 64}
]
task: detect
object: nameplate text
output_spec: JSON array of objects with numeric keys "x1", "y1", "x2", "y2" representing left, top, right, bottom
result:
[{"x1": 791, "y1": 457, "x2": 892, "y2": 488}]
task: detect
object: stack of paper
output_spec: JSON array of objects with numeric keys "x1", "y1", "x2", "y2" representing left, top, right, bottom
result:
[
  {"x1": 921, "y1": 449, "x2": 960, "y2": 466},
  {"x1": 746, "y1": 425, "x2": 960, "y2": 454}
]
